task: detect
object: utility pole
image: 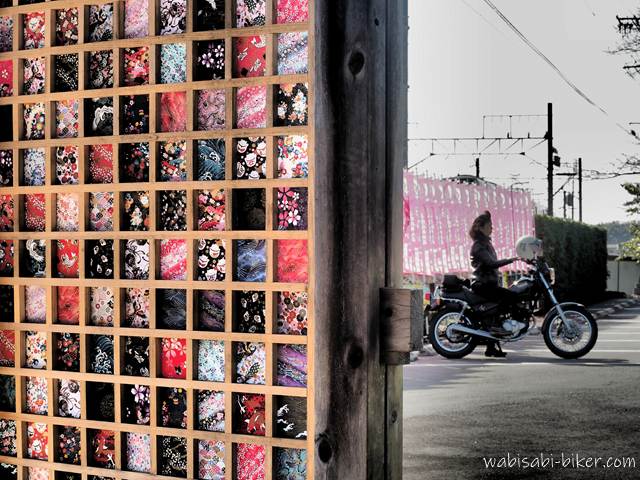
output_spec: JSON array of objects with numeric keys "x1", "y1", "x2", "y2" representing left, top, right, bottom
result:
[
  {"x1": 578, "y1": 157, "x2": 583, "y2": 222},
  {"x1": 547, "y1": 102, "x2": 554, "y2": 216},
  {"x1": 475, "y1": 157, "x2": 480, "y2": 178},
  {"x1": 562, "y1": 190, "x2": 567, "y2": 218}
]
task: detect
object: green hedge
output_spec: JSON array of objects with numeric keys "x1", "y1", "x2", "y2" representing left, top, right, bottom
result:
[{"x1": 534, "y1": 215, "x2": 608, "y2": 303}]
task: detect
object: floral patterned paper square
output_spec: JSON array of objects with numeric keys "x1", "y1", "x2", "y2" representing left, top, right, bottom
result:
[
  {"x1": 124, "y1": 287, "x2": 149, "y2": 328},
  {"x1": 237, "y1": 0, "x2": 266, "y2": 27},
  {"x1": 160, "y1": 387, "x2": 187, "y2": 428},
  {"x1": 235, "y1": 291, "x2": 266, "y2": 333},
  {"x1": 198, "y1": 439, "x2": 225, "y2": 479},
  {"x1": 0, "y1": 195, "x2": 13, "y2": 232},
  {"x1": 157, "y1": 289, "x2": 186, "y2": 329},
  {"x1": 25, "y1": 330, "x2": 47, "y2": 369},
  {"x1": 277, "y1": 240, "x2": 308, "y2": 283},
  {"x1": 275, "y1": 448, "x2": 308, "y2": 479},
  {"x1": 277, "y1": 187, "x2": 308, "y2": 230},
  {"x1": 57, "y1": 286, "x2": 80, "y2": 324},
  {"x1": 56, "y1": 100, "x2": 79, "y2": 138},
  {"x1": 197, "y1": 340, "x2": 224, "y2": 382},
  {"x1": 160, "y1": 0, "x2": 186, "y2": 35},
  {"x1": 236, "y1": 85, "x2": 267, "y2": 129},
  {"x1": 26, "y1": 376, "x2": 49, "y2": 415},
  {"x1": 23, "y1": 58, "x2": 45, "y2": 95},
  {"x1": 125, "y1": 433, "x2": 151, "y2": 473},
  {"x1": 277, "y1": 344, "x2": 307, "y2": 387},
  {"x1": 233, "y1": 189, "x2": 265, "y2": 230},
  {"x1": 195, "y1": 0, "x2": 225, "y2": 31},
  {"x1": 54, "y1": 54, "x2": 79, "y2": 92},
  {"x1": 236, "y1": 443, "x2": 266, "y2": 480},
  {"x1": 124, "y1": 0, "x2": 149, "y2": 39},
  {"x1": 160, "y1": 240, "x2": 187, "y2": 280},
  {"x1": 161, "y1": 337, "x2": 187, "y2": 379},
  {"x1": 159, "y1": 436, "x2": 187, "y2": 477},
  {"x1": 0, "y1": 463, "x2": 16, "y2": 480},
  {"x1": 0, "y1": 150, "x2": 13, "y2": 186},
  {"x1": 120, "y1": 144, "x2": 149, "y2": 182},
  {"x1": 195, "y1": 40, "x2": 225, "y2": 80},
  {"x1": 121, "y1": 95, "x2": 149, "y2": 135},
  {"x1": 88, "y1": 429, "x2": 115, "y2": 468},
  {"x1": 27, "y1": 422, "x2": 48, "y2": 460},
  {"x1": 234, "y1": 36, "x2": 266, "y2": 77},
  {"x1": 57, "y1": 379, "x2": 81, "y2": 418},
  {"x1": 234, "y1": 393, "x2": 265, "y2": 436},
  {"x1": 89, "y1": 286, "x2": 115, "y2": 326},
  {"x1": 88, "y1": 334, "x2": 114, "y2": 374},
  {"x1": 23, "y1": 103, "x2": 46, "y2": 140},
  {"x1": 89, "y1": 192, "x2": 114, "y2": 231},
  {"x1": 123, "y1": 336, "x2": 149, "y2": 376},
  {"x1": 123, "y1": 47, "x2": 149, "y2": 85},
  {"x1": 197, "y1": 239, "x2": 226, "y2": 281},
  {"x1": 23, "y1": 239, "x2": 46, "y2": 278},
  {"x1": 24, "y1": 12, "x2": 46, "y2": 50},
  {"x1": 122, "y1": 191, "x2": 150, "y2": 231},
  {"x1": 0, "y1": 286, "x2": 14, "y2": 321},
  {"x1": 197, "y1": 139, "x2": 225, "y2": 180},
  {"x1": 55, "y1": 146, "x2": 79, "y2": 185},
  {"x1": 197, "y1": 89, "x2": 226, "y2": 131},
  {"x1": 277, "y1": 0, "x2": 309, "y2": 23},
  {"x1": 89, "y1": 145, "x2": 113, "y2": 183},
  {"x1": 158, "y1": 190, "x2": 187, "y2": 230},
  {"x1": 27, "y1": 467, "x2": 48, "y2": 480},
  {"x1": 87, "y1": 386, "x2": 115, "y2": 422},
  {"x1": 278, "y1": 32, "x2": 309, "y2": 74},
  {"x1": 122, "y1": 384, "x2": 150, "y2": 424},
  {"x1": 160, "y1": 92, "x2": 187, "y2": 132},
  {"x1": 0, "y1": 17, "x2": 13, "y2": 53},
  {"x1": 277, "y1": 292, "x2": 308, "y2": 335},
  {"x1": 88, "y1": 4, "x2": 114, "y2": 42},
  {"x1": 235, "y1": 239, "x2": 266, "y2": 282},
  {"x1": 56, "y1": 8, "x2": 79, "y2": 46},
  {"x1": 86, "y1": 239, "x2": 114, "y2": 279},
  {"x1": 0, "y1": 419, "x2": 16, "y2": 456},
  {"x1": 55, "y1": 332, "x2": 80, "y2": 372},
  {"x1": 56, "y1": 239, "x2": 80, "y2": 278},
  {"x1": 0, "y1": 60, "x2": 12, "y2": 97},
  {"x1": 197, "y1": 390, "x2": 225, "y2": 432},
  {"x1": 25, "y1": 193, "x2": 46, "y2": 231},
  {"x1": 25, "y1": 286, "x2": 46, "y2": 322},
  {"x1": 198, "y1": 290, "x2": 225, "y2": 331},
  {"x1": 0, "y1": 239, "x2": 13, "y2": 277},
  {"x1": 22, "y1": 148, "x2": 45, "y2": 186},
  {"x1": 0, "y1": 330, "x2": 14, "y2": 366},
  {"x1": 89, "y1": 50, "x2": 114, "y2": 89},
  {"x1": 56, "y1": 425, "x2": 81, "y2": 465},
  {"x1": 234, "y1": 137, "x2": 266, "y2": 179},
  {"x1": 160, "y1": 43, "x2": 187, "y2": 84},
  {"x1": 198, "y1": 189, "x2": 225, "y2": 231},
  {"x1": 235, "y1": 342, "x2": 266, "y2": 384},
  {"x1": 124, "y1": 240, "x2": 149, "y2": 280},
  {"x1": 85, "y1": 97, "x2": 114, "y2": 136},
  {"x1": 276, "y1": 83, "x2": 308, "y2": 126}
]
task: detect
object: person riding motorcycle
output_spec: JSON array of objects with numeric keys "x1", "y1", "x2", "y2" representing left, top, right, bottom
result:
[{"x1": 469, "y1": 210, "x2": 517, "y2": 357}]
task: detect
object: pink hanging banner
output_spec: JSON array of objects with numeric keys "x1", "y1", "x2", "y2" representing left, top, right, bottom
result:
[{"x1": 403, "y1": 173, "x2": 536, "y2": 276}]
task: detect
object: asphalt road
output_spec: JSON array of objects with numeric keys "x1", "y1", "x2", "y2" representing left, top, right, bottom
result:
[{"x1": 403, "y1": 306, "x2": 640, "y2": 480}]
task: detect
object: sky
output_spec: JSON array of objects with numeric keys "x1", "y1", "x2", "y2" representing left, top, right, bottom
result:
[{"x1": 408, "y1": 0, "x2": 640, "y2": 224}]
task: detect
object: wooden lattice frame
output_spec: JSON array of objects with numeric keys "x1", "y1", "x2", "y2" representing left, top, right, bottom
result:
[{"x1": 0, "y1": 0, "x2": 314, "y2": 478}]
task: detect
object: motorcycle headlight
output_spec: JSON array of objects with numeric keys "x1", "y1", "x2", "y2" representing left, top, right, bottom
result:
[{"x1": 548, "y1": 267, "x2": 555, "y2": 285}]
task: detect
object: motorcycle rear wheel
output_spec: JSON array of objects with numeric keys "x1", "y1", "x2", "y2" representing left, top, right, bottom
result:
[
  {"x1": 542, "y1": 306, "x2": 598, "y2": 359},
  {"x1": 429, "y1": 307, "x2": 478, "y2": 359}
]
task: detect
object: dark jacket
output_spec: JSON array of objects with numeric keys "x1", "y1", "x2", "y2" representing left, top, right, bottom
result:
[{"x1": 470, "y1": 233, "x2": 513, "y2": 287}]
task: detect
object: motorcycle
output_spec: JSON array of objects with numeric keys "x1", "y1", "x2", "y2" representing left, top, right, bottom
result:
[{"x1": 427, "y1": 237, "x2": 598, "y2": 360}]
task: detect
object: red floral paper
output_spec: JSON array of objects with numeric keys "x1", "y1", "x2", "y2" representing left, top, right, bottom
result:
[
  {"x1": 234, "y1": 36, "x2": 266, "y2": 77},
  {"x1": 57, "y1": 286, "x2": 79, "y2": 324},
  {"x1": 197, "y1": 189, "x2": 225, "y2": 231},
  {"x1": 236, "y1": 86, "x2": 266, "y2": 129},
  {"x1": 123, "y1": 46, "x2": 150, "y2": 86},
  {"x1": 0, "y1": 195, "x2": 13, "y2": 232},
  {"x1": 24, "y1": 12, "x2": 46, "y2": 50},
  {"x1": 27, "y1": 422, "x2": 48, "y2": 460},
  {"x1": 25, "y1": 376, "x2": 48, "y2": 414},
  {"x1": 89, "y1": 144, "x2": 114, "y2": 183},
  {"x1": 160, "y1": 239, "x2": 188, "y2": 280},
  {"x1": 277, "y1": 240, "x2": 308, "y2": 283},
  {"x1": 55, "y1": 8, "x2": 79, "y2": 46},
  {"x1": 237, "y1": 443, "x2": 266, "y2": 480},
  {"x1": 56, "y1": 239, "x2": 79, "y2": 278},
  {"x1": 0, "y1": 60, "x2": 12, "y2": 97},
  {"x1": 0, "y1": 329, "x2": 14, "y2": 367},
  {"x1": 159, "y1": 91, "x2": 187, "y2": 132},
  {"x1": 25, "y1": 194, "x2": 46, "y2": 232},
  {"x1": 161, "y1": 337, "x2": 187, "y2": 379},
  {"x1": 277, "y1": 0, "x2": 309, "y2": 23}
]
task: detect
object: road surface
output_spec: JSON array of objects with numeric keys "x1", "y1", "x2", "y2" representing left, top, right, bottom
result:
[{"x1": 403, "y1": 306, "x2": 640, "y2": 479}]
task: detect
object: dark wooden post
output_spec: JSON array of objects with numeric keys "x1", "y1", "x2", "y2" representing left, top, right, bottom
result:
[{"x1": 314, "y1": 0, "x2": 409, "y2": 478}]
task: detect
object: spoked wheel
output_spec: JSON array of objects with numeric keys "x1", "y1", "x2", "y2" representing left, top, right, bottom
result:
[
  {"x1": 542, "y1": 306, "x2": 598, "y2": 359},
  {"x1": 429, "y1": 307, "x2": 477, "y2": 359}
]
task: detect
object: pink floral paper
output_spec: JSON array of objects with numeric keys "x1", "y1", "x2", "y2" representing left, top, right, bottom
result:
[
  {"x1": 160, "y1": 239, "x2": 188, "y2": 280},
  {"x1": 277, "y1": 240, "x2": 308, "y2": 283},
  {"x1": 89, "y1": 286, "x2": 115, "y2": 326},
  {"x1": 56, "y1": 193, "x2": 80, "y2": 232},
  {"x1": 0, "y1": 59, "x2": 12, "y2": 97},
  {"x1": 237, "y1": 443, "x2": 266, "y2": 480},
  {"x1": 25, "y1": 286, "x2": 46, "y2": 323},
  {"x1": 199, "y1": 439, "x2": 225, "y2": 479},
  {"x1": 24, "y1": 57, "x2": 45, "y2": 95},
  {"x1": 27, "y1": 467, "x2": 49, "y2": 480},
  {"x1": 236, "y1": 86, "x2": 266, "y2": 129},
  {"x1": 55, "y1": 100, "x2": 79, "y2": 138},
  {"x1": 124, "y1": 0, "x2": 149, "y2": 39},
  {"x1": 25, "y1": 376, "x2": 48, "y2": 415},
  {"x1": 125, "y1": 432, "x2": 151, "y2": 473},
  {"x1": 277, "y1": 0, "x2": 309, "y2": 23},
  {"x1": 197, "y1": 89, "x2": 226, "y2": 131}
]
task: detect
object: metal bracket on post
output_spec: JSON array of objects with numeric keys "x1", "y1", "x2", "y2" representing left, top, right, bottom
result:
[{"x1": 380, "y1": 288, "x2": 423, "y2": 365}]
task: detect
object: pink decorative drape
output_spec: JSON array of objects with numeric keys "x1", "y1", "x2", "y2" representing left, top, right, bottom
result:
[{"x1": 403, "y1": 173, "x2": 535, "y2": 276}]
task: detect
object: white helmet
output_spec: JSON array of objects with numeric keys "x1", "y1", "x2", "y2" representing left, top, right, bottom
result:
[{"x1": 516, "y1": 235, "x2": 543, "y2": 260}]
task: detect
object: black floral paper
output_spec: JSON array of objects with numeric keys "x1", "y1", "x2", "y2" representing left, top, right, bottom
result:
[
  {"x1": 158, "y1": 190, "x2": 187, "y2": 231},
  {"x1": 121, "y1": 191, "x2": 150, "y2": 231},
  {"x1": 85, "y1": 97, "x2": 113, "y2": 136},
  {"x1": 54, "y1": 54, "x2": 78, "y2": 92},
  {"x1": 233, "y1": 189, "x2": 265, "y2": 230},
  {"x1": 157, "y1": 289, "x2": 186, "y2": 329},
  {"x1": 158, "y1": 436, "x2": 187, "y2": 477},
  {"x1": 122, "y1": 336, "x2": 149, "y2": 376},
  {"x1": 86, "y1": 382, "x2": 114, "y2": 422},
  {"x1": 160, "y1": 387, "x2": 187, "y2": 428},
  {"x1": 89, "y1": 335, "x2": 114, "y2": 374},
  {"x1": 120, "y1": 144, "x2": 149, "y2": 182},
  {"x1": 86, "y1": 239, "x2": 114, "y2": 279},
  {"x1": 195, "y1": 0, "x2": 225, "y2": 31},
  {"x1": 121, "y1": 95, "x2": 149, "y2": 135},
  {"x1": 234, "y1": 291, "x2": 266, "y2": 333}
]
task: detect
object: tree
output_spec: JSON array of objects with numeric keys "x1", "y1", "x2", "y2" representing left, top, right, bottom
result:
[{"x1": 620, "y1": 183, "x2": 640, "y2": 261}]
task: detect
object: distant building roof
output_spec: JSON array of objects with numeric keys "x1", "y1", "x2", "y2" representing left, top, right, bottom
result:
[{"x1": 447, "y1": 175, "x2": 498, "y2": 186}]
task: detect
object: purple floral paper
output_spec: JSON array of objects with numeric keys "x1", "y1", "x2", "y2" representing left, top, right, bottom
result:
[{"x1": 198, "y1": 89, "x2": 226, "y2": 131}]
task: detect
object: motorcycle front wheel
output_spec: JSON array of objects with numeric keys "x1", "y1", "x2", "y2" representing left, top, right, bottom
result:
[
  {"x1": 429, "y1": 307, "x2": 477, "y2": 359},
  {"x1": 542, "y1": 306, "x2": 598, "y2": 359}
]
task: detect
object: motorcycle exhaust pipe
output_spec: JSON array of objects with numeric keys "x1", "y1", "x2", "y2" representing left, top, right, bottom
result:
[{"x1": 447, "y1": 324, "x2": 503, "y2": 342}]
